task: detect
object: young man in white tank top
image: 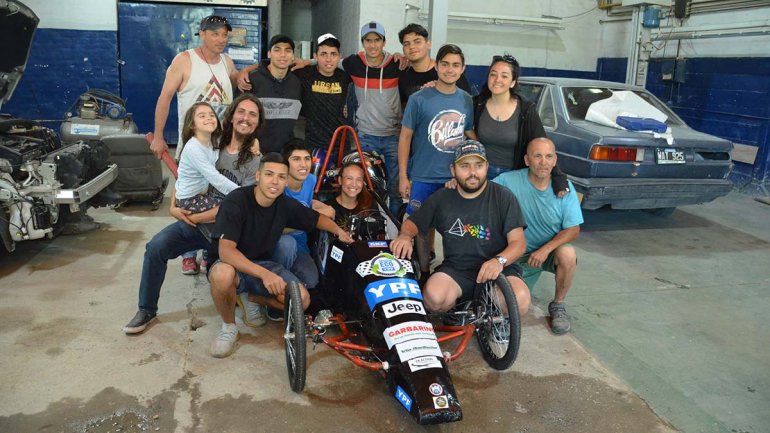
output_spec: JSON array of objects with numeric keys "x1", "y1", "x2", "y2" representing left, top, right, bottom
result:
[{"x1": 150, "y1": 15, "x2": 238, "y2": 161}]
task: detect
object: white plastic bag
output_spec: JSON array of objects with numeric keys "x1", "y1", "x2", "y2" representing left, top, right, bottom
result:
[{"x1": 585, "y1": 90, "x2": 668, "y2": 129}]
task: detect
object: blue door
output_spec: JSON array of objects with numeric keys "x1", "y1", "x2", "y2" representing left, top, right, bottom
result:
[{"x1": 117, "y1": 2, "x2": 263, "y2": 143}]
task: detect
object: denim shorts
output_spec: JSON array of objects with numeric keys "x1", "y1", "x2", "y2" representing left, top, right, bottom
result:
[{"x1": 210, "y1": 259, "x2": 300, "y2": 298}]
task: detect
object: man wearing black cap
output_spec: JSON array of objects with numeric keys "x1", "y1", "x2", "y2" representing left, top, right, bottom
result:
[
  {"x1": 150, "y1": 15, "x2": 238, "y2": 161},
  {"x1": 245, "y1": 34, "x2": 303, "y2": 154},
  {"x1": 293, "y1": 33, "x2": 352, "y2": 157},
  {"x1": 390, "y1": 141, "x2": 531, "y2": 316}
]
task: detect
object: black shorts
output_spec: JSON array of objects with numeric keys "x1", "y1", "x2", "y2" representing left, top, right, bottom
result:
[{"x1": 434, "y1": 263, "x2": 523, "y2": 300}]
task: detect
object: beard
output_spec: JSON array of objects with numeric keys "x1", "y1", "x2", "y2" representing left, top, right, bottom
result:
[
  {"x1": 233, "y1": 130, "x2": 249, "y2": 143},
  {"x1": 457, "y1": 175, "x2": 486, "y2": 194}
]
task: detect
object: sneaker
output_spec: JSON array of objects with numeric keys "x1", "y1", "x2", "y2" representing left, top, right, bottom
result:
[
  {"x1": 236, "y1": 292, "x2": 267, "y2": 327},
  {"x1": 181, "y1": 257, "x2": 199, "y2": 275},
  {"x1": 123, "y1": 310, "x2": 157, "y2": 334},
  {"x1": 267, "y1": 307, "x2": 284, "y2": 322},
  {"x1": 211, "y1": 323, "x2": 239, "y2": 358},
  {"x1": 548, "y1": 302, "x2": 571, "y2": 335}
]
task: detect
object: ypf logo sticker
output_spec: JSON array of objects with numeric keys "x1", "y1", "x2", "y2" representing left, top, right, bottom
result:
[{"x1": 356, "y1": 252, "x2": 413, "y2": 277}]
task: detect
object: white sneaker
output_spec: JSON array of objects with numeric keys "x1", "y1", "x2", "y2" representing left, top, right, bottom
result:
[
  {"x1": 236, "y1": 292, "x2": 267, "y2": 327},
  {"x1": 211, "y1": 323, "x2": 239, "y2": 358}
]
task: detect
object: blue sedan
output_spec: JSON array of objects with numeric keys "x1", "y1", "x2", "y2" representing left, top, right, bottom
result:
[{"x1": 517, "y1": 77, "x2": 733, "y2": 215}]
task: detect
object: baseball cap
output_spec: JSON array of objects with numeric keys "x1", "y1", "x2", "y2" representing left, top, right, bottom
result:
[
  {"x1": 268, "y1": 34, "x2": 295, "y2": 50},
  {"x1": 198, "y1": 15, "x2": 232, "y2": 34},
  {"x1": 454, "y1": 140, "x2": 488, "y2": 163},
  {"x1": 360, "y1": 21, "x2": 385, "y2": 39},
  {"x1": 317, "y1": 33, "x2": 341, "y2": 48}
]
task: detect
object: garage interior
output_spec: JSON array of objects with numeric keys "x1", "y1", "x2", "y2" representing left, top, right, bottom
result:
[{"x1": 1, "y1": 1, "x2": 769, "y2": 433}]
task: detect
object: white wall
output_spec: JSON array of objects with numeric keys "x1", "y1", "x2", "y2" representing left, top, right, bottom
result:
[
  {"x1": 358, "y1": 0, "x2": 603, "y2": 71},
  {"x1": 23, "y1": 0, "x2": 116, "y2": 31},
  {"x1": 600, "y1": 6, "x2": 770, "y2": 59}
]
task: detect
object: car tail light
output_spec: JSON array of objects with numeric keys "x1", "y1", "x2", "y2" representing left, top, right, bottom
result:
[{"x1": 589, "y1": 145, "x2": 644, "y2": 162}]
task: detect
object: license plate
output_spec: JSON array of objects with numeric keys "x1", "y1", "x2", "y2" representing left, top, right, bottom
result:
[{"x1": 656, "y1": 148, "x2": 685, "y2": 164}]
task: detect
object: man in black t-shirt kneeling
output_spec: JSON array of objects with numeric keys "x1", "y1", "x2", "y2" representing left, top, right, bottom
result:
[
  {"x1": 390, "y1": 141, "x2": 531, "y2": 316},
  {"x1": 207, "y1": 153, "x2": 353, "y2": 358}
]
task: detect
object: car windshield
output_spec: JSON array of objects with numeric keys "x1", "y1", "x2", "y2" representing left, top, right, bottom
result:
[{"x1": 561, "y1": 86, "x2": 683, "y2": 126}]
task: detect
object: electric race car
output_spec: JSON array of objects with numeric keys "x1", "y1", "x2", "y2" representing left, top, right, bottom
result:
[{"x1": 281, "y1": 126, "x2": 522, "y2": 425}]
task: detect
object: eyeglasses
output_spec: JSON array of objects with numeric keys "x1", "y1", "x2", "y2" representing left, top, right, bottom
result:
[{"x1": 493, "y1": 54, "x2": 518, "y2": 66}]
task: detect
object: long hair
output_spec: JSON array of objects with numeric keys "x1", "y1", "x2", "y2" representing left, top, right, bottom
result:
[
  {"x1": 220, "y1": 93, "x2": 265, "y2": 169},
  {"x1": 477, "y1": 54, "x2": 521, "y2": 106},
  {"x1": 339, "y1": 162, "x2": 372, "y2": 213},
  {"x1": 181, "y1": 102, "x2": 223, "y2": 147}
]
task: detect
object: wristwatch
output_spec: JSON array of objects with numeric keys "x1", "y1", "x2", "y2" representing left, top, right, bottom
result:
[{"x1": 495, "y1": 255, "x2": 507, "y2": 266}]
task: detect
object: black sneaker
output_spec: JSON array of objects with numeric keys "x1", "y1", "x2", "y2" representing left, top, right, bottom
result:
[
  {"x1": 267, "y1": 307, "x2": 284, "y2": 322},
  {"x1": 123, "y1": 310, "x2": 157, "y2": 334},
  {"x1": 548, "y1": 302, "x2": 571, "y2": 335}
]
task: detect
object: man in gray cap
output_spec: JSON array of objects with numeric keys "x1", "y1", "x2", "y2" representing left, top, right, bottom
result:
[
  {"x1": 390, "y1": 141, "x2": 531, "y2": 316},
  {"x1": 150, "y1": 15, "x2": 238, "y2": 161},
  {"x1": 342, "y1": 21, "x2": 404, "y2": 216},
  {"x1": 245, "y1": 34, "x2": 303, "y2": 154}
]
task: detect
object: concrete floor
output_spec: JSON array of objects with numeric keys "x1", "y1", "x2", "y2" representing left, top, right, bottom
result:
[{"x1": 0, "y1": 187, "x2": 766, "y2": 433}]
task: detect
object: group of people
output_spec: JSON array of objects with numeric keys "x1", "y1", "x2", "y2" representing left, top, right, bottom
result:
[{"x1": 123, "y1": 15, "x2": 583, "y2": 359}]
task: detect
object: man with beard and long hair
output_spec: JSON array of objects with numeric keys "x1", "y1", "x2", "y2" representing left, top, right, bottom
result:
[
  {"x1": 390, "y1": 141, "x2": 530, "y2": 316},
  {"x1": 123, "y1": 93, "x2": 264, "y2": 335}
]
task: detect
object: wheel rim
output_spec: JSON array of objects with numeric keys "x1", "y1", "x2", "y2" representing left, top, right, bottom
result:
[
  {"x1": 284, "y1": 297, "x2": 297, "y2": 375},
  {"x1": 479, "y1": 281, "x2": 510, "y2": 359}
]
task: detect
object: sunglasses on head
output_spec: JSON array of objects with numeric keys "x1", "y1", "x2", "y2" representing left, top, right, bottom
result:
[
  {"x1": 493, "y1": 54, "x2": 518, "y2": 65},
  {"x1": 204, "y1": 16, "x2": 229, "y2": 24}
]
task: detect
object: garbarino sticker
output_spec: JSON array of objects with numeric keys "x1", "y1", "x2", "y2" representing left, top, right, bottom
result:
[{"x1": 383, "y1": 321, "x2": 436, "y2": 349}]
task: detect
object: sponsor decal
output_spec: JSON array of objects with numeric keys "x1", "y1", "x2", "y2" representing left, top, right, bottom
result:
[
  {"x1": 429, "y1": 383, "x2": 444, "y2": 396},
  {"x1": 395, "y1": 385, "x2": 412, "y2": 412},
  {"x1": 382, "y1": 299, "x2": 425, "y2": 318},
  {"x1": 330, "y1": 245, "x2": 343, "y2": 263},
  {"x1": 71, "y1": 123, "x2": 100, "y2": 136},
  {"x1": 407, "y1": 356, "x2": 442, "y2": 372},
  {"x1": 364, "y1": 278, "x2": 422, "y2": 310},
  {"x1": 383, "y1": 321, "x2": 436, "y2": 349},
  {"x1": 394, "y1": 338, "x2": 443, "y2": 363},
  {"x1": 356, "y1": 252, "x2": 413, "y2": 277},
  {"x1": 433, "y1": 396, "x2": 448, "y2": 409},
  {"x1": 368, "y1": 240, "x2": 388, "y2": 248}
]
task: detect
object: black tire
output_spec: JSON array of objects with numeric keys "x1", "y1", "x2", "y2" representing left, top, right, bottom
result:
[
  {"x1": 283, "y1": 281, "x2": 307, "y2": 392},
  {"x1": 642, "y1": 207, "x2": 676, "y2": 217},
  {"x1": 474, "y1": 274, "x2": 521, "y2": 370}
]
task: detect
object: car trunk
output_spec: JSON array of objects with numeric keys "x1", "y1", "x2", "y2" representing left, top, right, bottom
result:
[{"x1": 570, "y1": 120, "x2": 733, "y2": 180}]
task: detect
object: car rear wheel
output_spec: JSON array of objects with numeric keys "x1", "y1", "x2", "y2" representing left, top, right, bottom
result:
[
  {"x1": 284, "y1": 281, "x2": 307, "y2": 392},
  {"x1": 643, "y1": 207, "x2": 676, "y2": 217},
  {"x1": 474, "y1": 274, "x2": 521, "y2": 370}
]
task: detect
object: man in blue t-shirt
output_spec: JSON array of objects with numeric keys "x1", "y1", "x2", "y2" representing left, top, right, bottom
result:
[
  {"x1": 493, "y1": 137, "x2": 583, "y2": 335},
  {"x1": 397, "y1": 44, "x2": 476, "y2": 275}
]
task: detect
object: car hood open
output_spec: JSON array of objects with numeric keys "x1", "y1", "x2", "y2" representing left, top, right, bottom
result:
[{"x1": 0, "y1": 0, "x2": 39, "y2": 110}]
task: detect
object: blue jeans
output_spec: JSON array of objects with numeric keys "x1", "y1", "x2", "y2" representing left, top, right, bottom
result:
[
  {"x1": 357, "y1": 132, "x2": 401, "y2": 216},
  {"x1": 272, "y1": 234, "x2": 319, "y2": 289},
  {"x1": 138, "y1": 221, "x2": 212, "y2": 313},
  {"x1": 235, "y1": 260, "x2": 300, "y2": 297}
]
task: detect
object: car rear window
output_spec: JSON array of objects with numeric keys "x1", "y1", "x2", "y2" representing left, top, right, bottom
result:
[{"x1": 561, "y1": 87, "x2": 682, "y2": 125}]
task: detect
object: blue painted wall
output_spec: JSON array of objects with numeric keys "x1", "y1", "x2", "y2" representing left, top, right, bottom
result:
[{"x1": 3, "y1": 28, "x2": 119, "y2": 123}]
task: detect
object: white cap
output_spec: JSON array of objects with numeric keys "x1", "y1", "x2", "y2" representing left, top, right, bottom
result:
[{"x1": 317, "y1": 33, "x2": 340, "y2": 47}]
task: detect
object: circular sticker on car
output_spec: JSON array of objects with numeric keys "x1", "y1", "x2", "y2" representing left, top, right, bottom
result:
[
  {"x1": 429, "y1": 383, "x2": 443, "y2": 396},
  {"x1": 356, "y1": 252, "x2": 413, "y2": 277}
]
